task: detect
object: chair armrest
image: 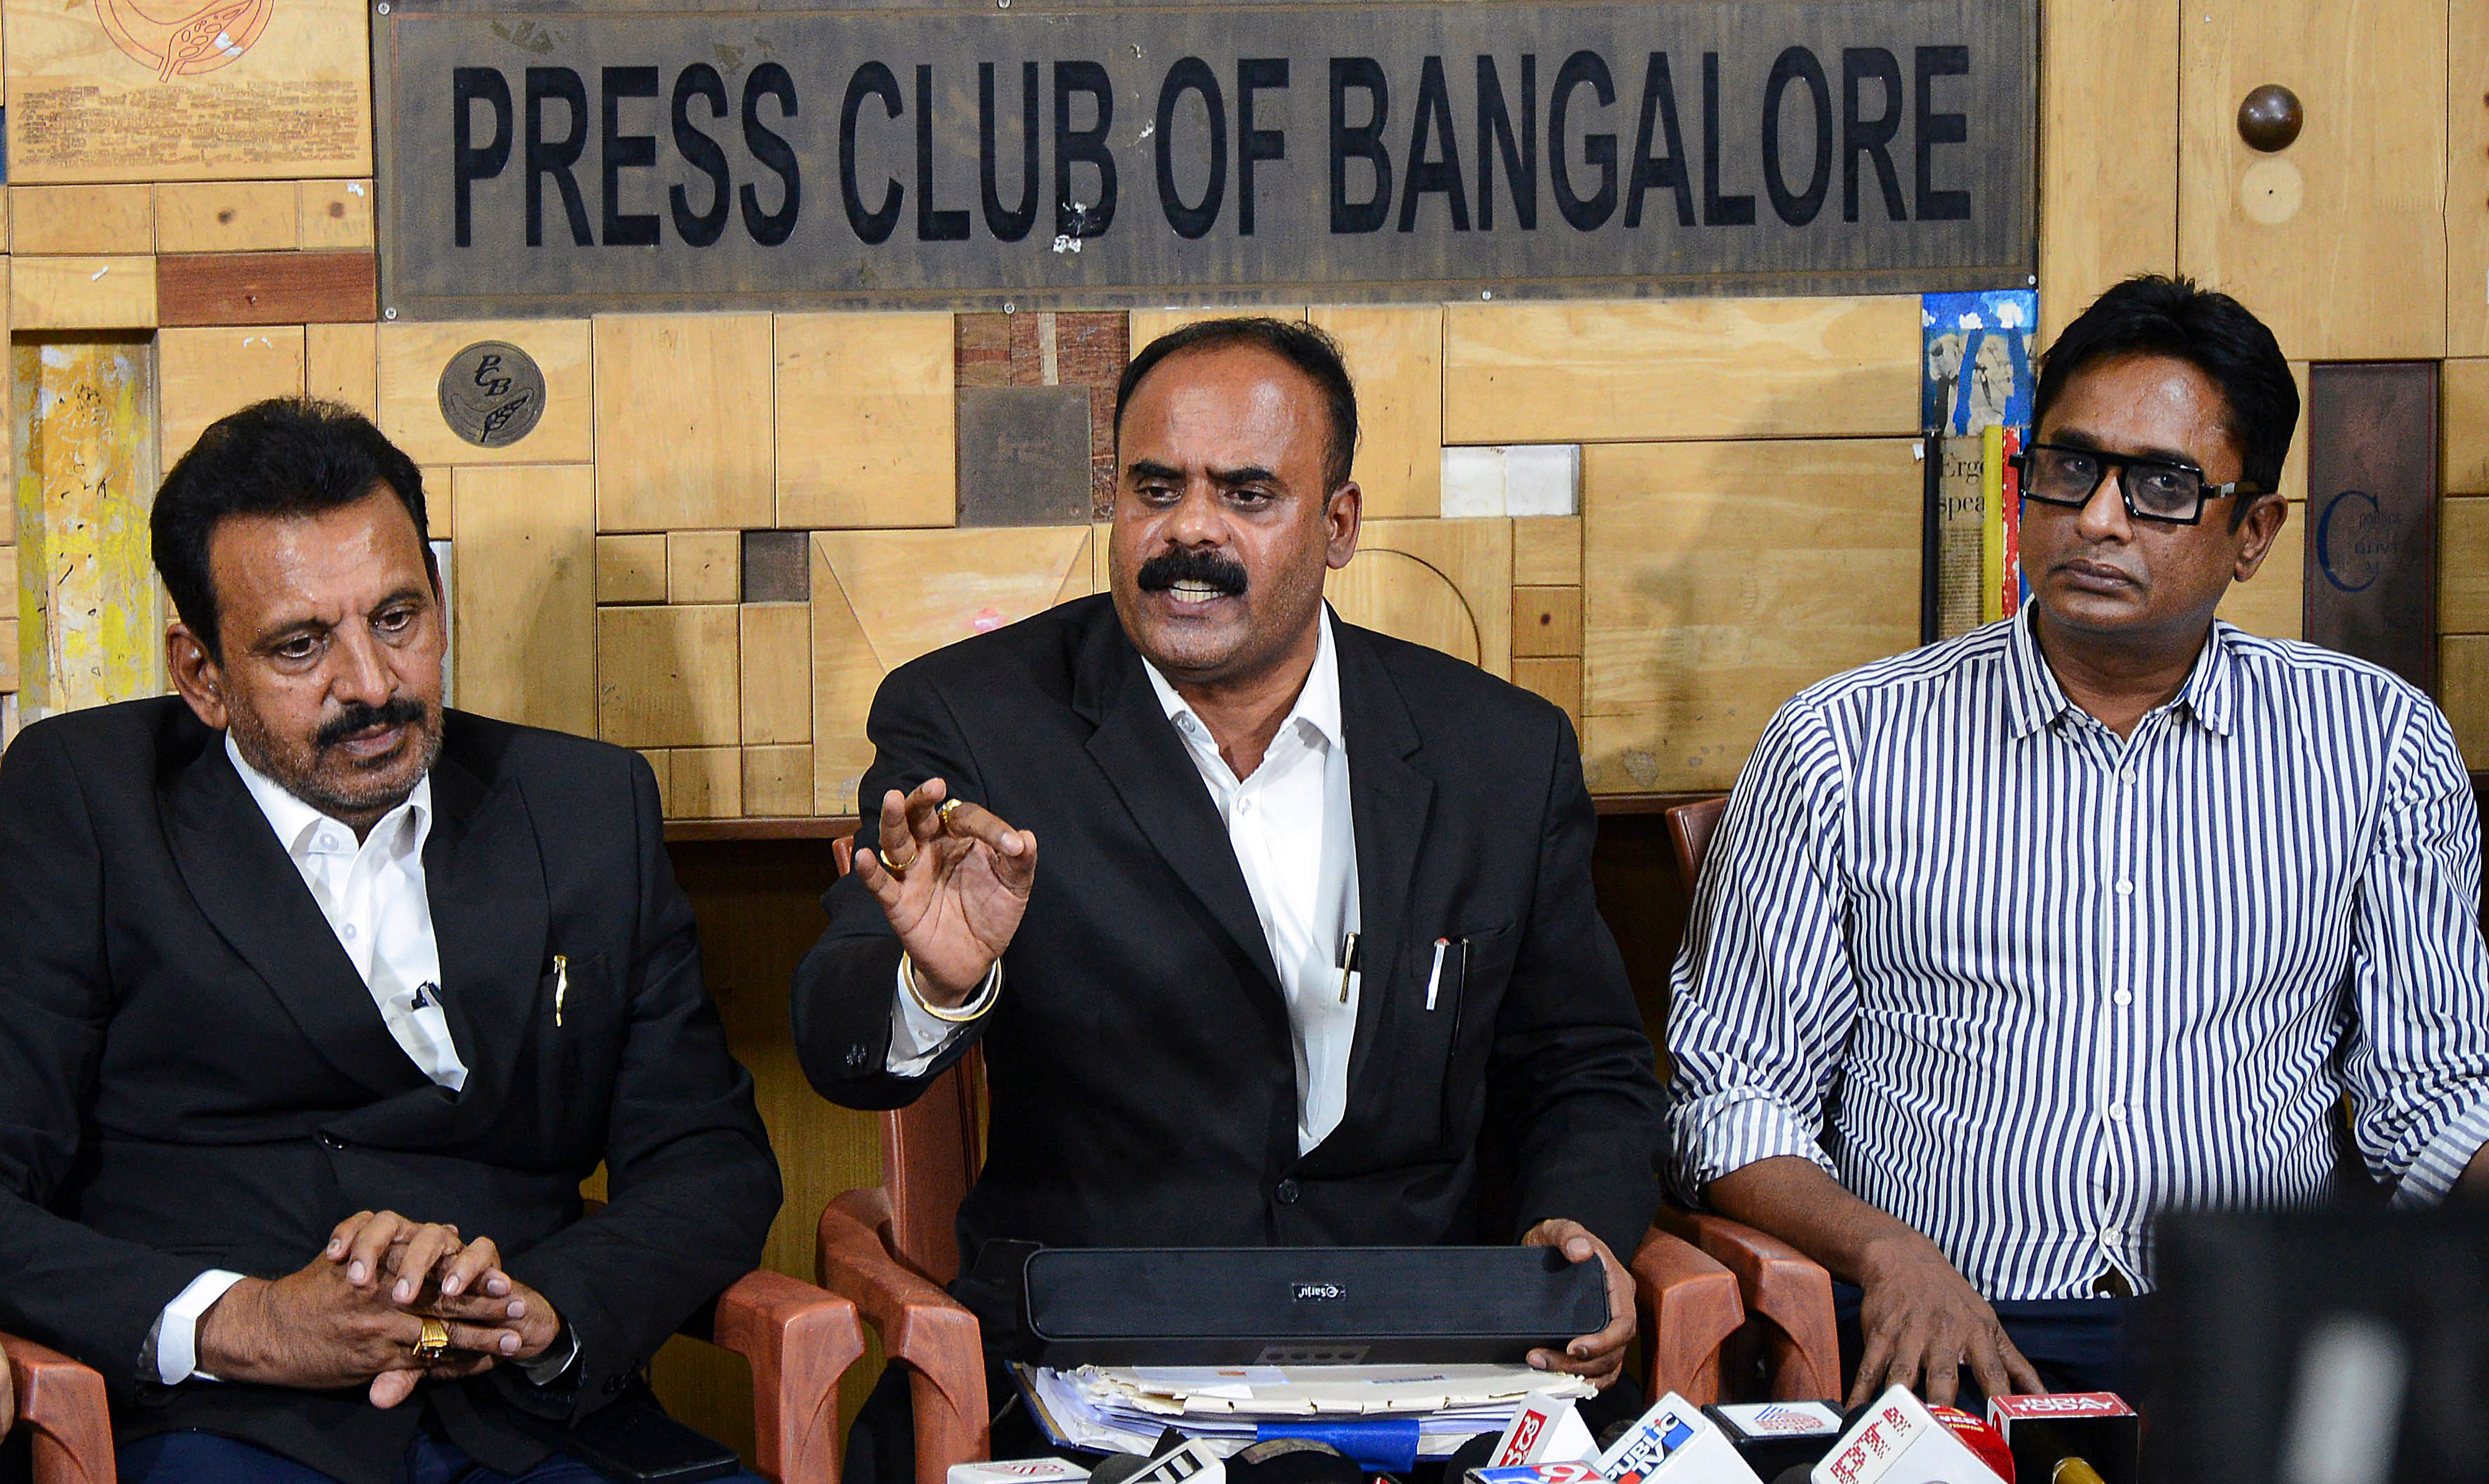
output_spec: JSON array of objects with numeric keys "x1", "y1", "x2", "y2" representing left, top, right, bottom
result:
[
  {"x1": 2, "y1": 1332, "x2": 115, "y2": 1484},
  {"x1": 1656, "y1": 1210, "x2": 1839, "y2": 1402},
  {"x1": 818, "y1": 1192, "x2": 990, "y2": 1484},
  {"x1": 709, "y1": 1270, "x2": 866, "y2": 1484},
  {"x1": 1627, "y1": 1228, "x2": 1743, "y2": 1409}
]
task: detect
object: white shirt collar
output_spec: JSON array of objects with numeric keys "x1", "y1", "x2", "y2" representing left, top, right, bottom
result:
[
  {"x1": 226, "y1": 732, "x2": 432, "y2": 859},
  {"x1": 1142, "y1": 607, "x2": 1345, "y2": 758}
]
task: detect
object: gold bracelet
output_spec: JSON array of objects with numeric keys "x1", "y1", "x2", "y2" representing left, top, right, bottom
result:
[{"x1": 901, "y1": 951, "x2": 1001, "y2": 1024}]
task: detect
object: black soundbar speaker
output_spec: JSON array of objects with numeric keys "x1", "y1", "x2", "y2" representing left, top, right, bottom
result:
[{"x1": 1017, "y1": 1245, "x2": 1611, "y2": 1366}]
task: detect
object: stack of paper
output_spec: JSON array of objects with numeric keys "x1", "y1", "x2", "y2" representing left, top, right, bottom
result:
[{"x1": 1014, "y1": 1364, "x2": 1597, "y2": 1458}]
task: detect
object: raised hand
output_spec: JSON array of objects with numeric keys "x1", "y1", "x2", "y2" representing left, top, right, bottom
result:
[{"x1": 852, "y1": 777, "x2": 1037, "y2": 1004}]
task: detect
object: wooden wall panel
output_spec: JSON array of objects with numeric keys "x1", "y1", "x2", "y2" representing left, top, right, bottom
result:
[
  {"x1": 9, "y1": 185, "x2": 151, "y2": 255},
  {"x1": 742, "y1": 745, "x2": 814, "y2": 817},
  {"x1": 1307, "y1": 305, "x2": 1442, "y2": 518},
  {"x1": 11, "y1": 339, "x2": 158, "y2": 716},
  {"x1": 2212, "y1": 502, "x2": 2305, "y2": 639},
  {"x1": 776, "y1": 313, "x2": 955, "y2": 529},
  {"x1": 2450, "y1": 0, "x2": 2489, "y2": 357},
  {"x1": 598, "y1": 604, "x2": 741, "y2": 748},
  {"x1": 157, "y1": 327, "x2": 305, "y2": 469},
  {"x1": 11, "y1": 256, "x2": 153, "y2": 330},
  {"x1": 1513, "y1": 586, "x2": 1584, "y2": 658},
  {"x1": 1129, "y1": 306, "x2": 1310, "y2": 353},
  {"x1": 2446, "y1": 360, "x2": 2489, "y2": 494},
  {"x1": 2177, "y1": 0, "x2": 2445, "y2": 359},
  {"x1": 666, "y1": 530, "x2": 741, "y2": 606},
  {"x1": 740, "y1": 603, "x2": 812, "y2": 746},
  {"x1": 1512, "y1": 656, "x2": 1584, "y2": 737},
  {"x1": 670, "y1": 747, "x2": 743, "y2": 819},
  {"x1": 2442, "y1": 635, "x2": 2489, "y2": 768},
  {"x1": 1443, "y1": 298, "x2": 1921, "y2": 445},
  {"x1": 597, "y1": 534, "x2": 669, "y2": 605},
  {"x1": 155, "y1": 183, "x2": 299, "y2": 254},
  {"x1": 449, "y1": 466, "x2": 596, "y2": 737},
  {"x1": 1584, "y1": 439, "x2": 1921, "y2": 793},
  {"x1": 1325, "y1": 517, "x2": 1512, "y2": 679},
  {"x1": 378, "y1": 318, "x2": 593, "y2": 465},
  {"x1": 1512, "y1": 516, "x2": 1583, "y2": 586},
  {"x1": 304, "y1": 322, "x2": 379, "y2": 420},
  {"x1": 2444, "y1": 498, "x2": 2489, "y2": 634},
  {"x1": 2040, "y1": 0, "x2": 2179, "y2": 342},
  {"x1": 594, "y1": 315, "x2": 776, "y2": 532},
  {"x1": 299, "y1": 179, "x2": 376, "y2": 252},
  {"x1": 157, "y1": 251, "x2": 374, "y2": 326}
]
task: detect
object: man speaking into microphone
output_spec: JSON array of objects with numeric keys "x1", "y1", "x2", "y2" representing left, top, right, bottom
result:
[{"x1": 791, "y1": 318, "x2": 1666, "y2": 1481}]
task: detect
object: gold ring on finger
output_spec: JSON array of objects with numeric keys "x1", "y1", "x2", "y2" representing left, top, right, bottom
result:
[
  {"x1": 411, "y1": 1317, "x2": 451, "y2": 1362},
  {"x1": 936, "y1": 798, "x2": 966, "y2": 830}
]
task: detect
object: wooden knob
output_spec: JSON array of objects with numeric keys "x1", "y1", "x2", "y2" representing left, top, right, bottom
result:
[{"x1": 2238, "y1": 84, "x2": 2303, "y2": 152}]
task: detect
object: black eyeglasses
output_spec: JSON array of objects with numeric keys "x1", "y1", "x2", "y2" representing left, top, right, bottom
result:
[{"x1": 2012, "y1": 442, "x2": 2265, "y2": 525}]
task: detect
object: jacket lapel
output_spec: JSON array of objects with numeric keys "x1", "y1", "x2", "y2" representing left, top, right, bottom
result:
[
  {"x1": 1336, "y1": 619, "x2": 1436, "y2": 1105},
  {"x1": 420, "y1": 743, "x2": 550, "y2": 1118},
  {"x1": 1075, "y1": 611, "x2": 1285, "y2": 995},
  {"x1": 163, "y1": 739, "x2": 431, "y2": 1099}
]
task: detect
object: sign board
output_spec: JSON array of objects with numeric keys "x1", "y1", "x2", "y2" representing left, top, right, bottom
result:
[{"x1": 375, "y1": 0, "x2": 2035, "y2": 317}]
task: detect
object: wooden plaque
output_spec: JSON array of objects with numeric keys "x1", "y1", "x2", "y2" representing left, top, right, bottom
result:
[{"x1": 2304, "y1": 361, "x2": 2438, "y2": 693}]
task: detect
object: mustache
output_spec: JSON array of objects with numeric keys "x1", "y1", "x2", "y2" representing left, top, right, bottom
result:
[
  {"x1": 1136, "y1": 548, "x2": 1249, "y2": 597},
  {"x1": 315, "y1": 696, "x2": 429, "y2": 751}
]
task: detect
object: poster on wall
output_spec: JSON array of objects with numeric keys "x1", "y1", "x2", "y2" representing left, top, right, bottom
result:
[
  {"x1": 1920, "y1": 288, "x2": 2035, "y2": 642},
  {"x1": 374, "y1": 0, "x2": 2036, "y2": 316}
]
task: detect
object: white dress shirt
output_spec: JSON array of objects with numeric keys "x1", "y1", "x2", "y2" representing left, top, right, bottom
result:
[{"x1": 889, "y1": 612, "x2": 1362, "y2": 1153}]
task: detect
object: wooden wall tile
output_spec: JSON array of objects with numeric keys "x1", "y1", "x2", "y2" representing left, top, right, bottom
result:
[
  {"x1": 742, "y1": 530, "x2": 810, "y2": 603},
  {"x1": 1444, "y1": 297, "x2": 1920, "y2": 445},
  {"x1": 11, "y1": 255, "x2": 153, "y2": 329},
  {"x1": 597, "y1": 603, "x2": 740, "y2": 748},
  {"x1": 1512, "y1": 656, "x2": 1584, "y2": 737},
  {"x1": 666, "y1": 530, "x2": 742, "y2": 605},
  {"x1": 2039, "y1": 0, "x2": 2178, "y2": 342},
  {"x1": 810, "y1": 541, "x2": 877, "y2": 815},
  {"x1": 9, "y1": 185, "x2": 151, "y2": 255},
  {"x1": 155, "y1": 183, "x2": 300, "y2": 254},
  {"x1": 157, "y1": 251, "x2": 373, "y2": 326},
  {"x1": 2446, "y1": 360, "x2": 2489, "y2": 494},
  {"x1": 593, "y1": 314, "x2": 775, "y2": 532},
  {"x1": 740, "y1": 603, "x2": 812, "y2": 745},
  {"x1": 1584, "y1": 439, "x2": 1921, "y2": 793},
  {"x1": 743, "y1": 745, "x2": 814, "y2": 817},
  {"x1": 776, "y1": 313, "x2": 955, "y2": 529},
  {"x1": 2213, "y1": 502, "x2": 2305, "y2": 640},
  {"x1": 378, "y1": 318, "x2": 593, "y2": 465},
  {"x1": 1513, "y1": 586, "x2": 1584, "y2": 658},
  {"x1": 2453, "y1": 2, "x2": 2489, "y2": 357},
  {"x1": 670, "y1": 747, "x2": 743, "y2": 819},
  {"x1": 299, "y1": 179, "x2": 376, "y2": 251},
  {"x1": 1308, "y1": 305, "x2": 1442, "y2": 519},
  {"x1": 1513, "y1": 516, "x2": 1584, "y2": 586},
  {"x1": 637, "y1": 749, "x2": 673, "y2": 815},
  {"x1": 1326, "y1": 517, "x2": 1513, "y2": 679},
  {"x1": 597, "y1": 534, "x2": 668, "y2": 605},
  {"x1": 2443, "y1": 497, "x2": 2489, "y2": 633},
  {"x1": 11, "y1": 340, "x2": 158, "y2": 714},
  {"x1": 418, "y1": 466, "x2": 454, "y2": 540},
  {"x1": 304, "y1": 322, "x2": 378, "y2": 420},
  {"x1": 2441, "y1": 635, "x2": 2489, "y2": 768},
  {"x1": 158, "y1": 326, "x2": 305, "y2": 469},
  {"x1": 449, "y1": 466, "x2": 596, "y2": 737},
  {"x1": 0, "y1": 618, "x2": 19, "y2": 693}
]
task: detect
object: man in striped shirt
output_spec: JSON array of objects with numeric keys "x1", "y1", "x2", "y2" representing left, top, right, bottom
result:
[{"x1": 1667, "y1": 276, "x2": 2489, "y2": 1412}]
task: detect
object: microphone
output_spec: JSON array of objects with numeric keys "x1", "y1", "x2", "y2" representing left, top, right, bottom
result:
[
  {"x1": 1984, "y1": 1394, "x2": 2137, "y2": 1484},
  {"x1": 1703, "y1": 1402, "x2": 1845, "y2": 1479},
  {"x1": 1485, "y1": 1396, "x2": 1601, "y2": 1467},
  {"x1": 1593, "y1": 1392, "x2": 1766, "y2": 1483},
  {"x1": 1808, "y1": 1385, "x2": 2012, "y2": 1483}
]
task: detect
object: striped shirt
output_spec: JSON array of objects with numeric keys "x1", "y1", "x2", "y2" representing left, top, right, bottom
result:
[{"x1": 1665, "y1": 610, "x2": 2489, "y2": 1300}]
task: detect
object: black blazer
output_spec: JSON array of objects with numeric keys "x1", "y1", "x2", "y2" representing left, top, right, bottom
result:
[
  {"x1": 0, "y1": 699, "x2": 780, "y2": 1484},
  {"x1": 792, "y1": 597, "x2": 1664, "y2": 1329}
]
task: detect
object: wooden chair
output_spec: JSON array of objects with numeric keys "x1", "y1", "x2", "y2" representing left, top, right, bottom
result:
[
  {"x1": 1659, "y1": 796, "x2": 1842, "y2": 1403},
  {"x1": 812, "y1": 836, "x2": 1753, "y2": 1484},
  {"x1": 0, "y1": 1249, "x2": 867, "y2": 1482}
]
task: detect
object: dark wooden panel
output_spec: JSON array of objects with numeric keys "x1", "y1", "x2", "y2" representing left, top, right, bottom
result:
[
  {"x1": 956, "y1": 386, "x2": 1094, "y2": 527},
  {"x1": 157, "y1": 251, "x2": 379, "y2": 327},
  {"x1": 740, "y1": 529, "x2": 811, "y2": 604},
  {"x1": 2306, "y1": 361, "x2": 2440, "y2": 691}
]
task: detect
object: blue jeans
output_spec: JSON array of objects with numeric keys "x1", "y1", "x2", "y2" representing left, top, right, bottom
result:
[{"x1": 117, "y1": 1427, "x2": 770, "y2": 1484}]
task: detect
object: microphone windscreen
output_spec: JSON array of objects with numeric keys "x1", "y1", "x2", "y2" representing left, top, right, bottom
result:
[{"x1": 1772, "y1": 1469, "x2": 1814, "y2": 1484}]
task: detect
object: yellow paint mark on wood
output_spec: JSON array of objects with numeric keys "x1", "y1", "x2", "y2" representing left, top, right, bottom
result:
[{"x1": 13, "y1": 338, "x2": 159, "y2": 719}]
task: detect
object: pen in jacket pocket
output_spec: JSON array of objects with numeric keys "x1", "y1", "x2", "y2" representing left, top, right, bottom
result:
[{"x1": 553, "y1": 954, "x2": 568, "y2": 1028}]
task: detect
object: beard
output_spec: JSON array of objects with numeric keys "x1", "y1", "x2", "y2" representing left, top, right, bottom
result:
[{"x1": 228, "y1": 693, "x2": 443, "y2": 822}]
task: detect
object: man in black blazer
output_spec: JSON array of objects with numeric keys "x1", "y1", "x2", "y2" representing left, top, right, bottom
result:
[
  {"x1": 794, "y1": 320, "x2": 1666, "y2": 1470},
  {"x1": 0, "y1": 401, "x2": 780, "y2": 1483}
]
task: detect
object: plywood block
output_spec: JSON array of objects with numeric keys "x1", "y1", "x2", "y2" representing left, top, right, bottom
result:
[
  {"x1": 2451, "y1": 0, "x2": 2489, "y2": 357},
  {"x1": 2178, "y1": 0, "x2": 2444, "y2": 360},
  {"x1": 1444, "y1": 298, "x2": 1921, "y2": 445},
  {"x1": 0, "y1": 618, "x2": 19, "y2": 693},
  {"x1": 597, "y1": 604, "x2": 740, "y2": 748},
  {"x1": 1513, "y1": 516, "x2": 1583, "y2": 586},
  {"x1": 594, "y1": 314, "x2": 775, "y2": 532},
  {"x1": 1308, "y1": 305, "x2": 1441, "y2": 519},
  {"x1": 1513, "y1": 586, "x2": 1583, "y2": 658},
  {"x1": 418, "y1": 467, "x2": 454, "y2": 541},
  {"x1": 637, "y1": 749, "x2": 673, "y2": 815},
  {"x1": 744, "y1": 745, "x2": 814, "y2": 818},
  {"x1": 667, "y1": 530, "x2": 741, "y2": 606},
  {"x1": 2447, "y1": 361, "x2": 2489, "y2": 494},
  {"x1": 158, "y1": 250, "x2": 374, "y2": 326},
  {"x1": 5, "y1": 0, "x2": 373, "y2": 184},
  {"x1": 158, "y1": 327, "x2": 306, "y2": 471},
  {"x1": 1583, "y1": 440, "x2": 1921, "y2": 794},
  {"x1": 742, "y1": 530, "x2": 809, "y2": 603},
  {"x1": 670, "y1": 747, "x2": 743, "y2": 819},
  {"x1": 810, "y1": 526, "x2": 1090, "y2": 811},
  {"x1": 155, "y1": 182, "x2": 299, "y2": 254},
  {"x1": 449, "y1": 466, "x2": 596, "y2": 737},
  {"x1": 740, "y1": 603, "x2": 811, "y2": 745},
  {"x1": 2441, "y1": 635, "x2": 2489, "y2": 769},
  {"x1": 2213, "y1": 503, "x2": 2304, "y2": 641},
  {"x1": 2039, "y1": 0, "x2": 2178, "y2": 343},
  {"x1": 598, "y1": 534, "x2": 668, "y2": 605},
  {"x1": 776, "y1": 313, "x2": 955, "y2": 529},
  {"x1": 9, "y1": 185, "x2": 151, "y2": 255},
  {"x1": 304, "y1": 322, "x2": 377, "y2": 419},
  {"x1": 1325, "y1": 517, "x2": 1513, "y2": 679},
  {"x1": 300, "y1": 179, "x2": 376, "y2": 251},
  {"x1": 378, "y1": 318, "x2": 593, "y2": 466},
  {"x1": 2443, "y1": 497, "x2": 2489, "y2": 634},
  {"x1": 10, "y1": 256, "x2": 154, "y2": 329},
  {"x1": 1512, "y1": 656, "x2": 1583, "y2": 737}
]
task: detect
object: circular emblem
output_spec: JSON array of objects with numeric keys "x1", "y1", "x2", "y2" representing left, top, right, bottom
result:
[
  {"x1": 99, "y1": 0, "x2": 274, "y2": 81},
  {"x1": 437, "y1": 341, "x2": 546, "y2": 449}
]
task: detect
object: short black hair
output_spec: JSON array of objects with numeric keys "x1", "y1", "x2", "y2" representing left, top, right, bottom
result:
[
  {"x1": 1114, "y1": 317, "x2": 1360, "y2": 492},
  {"x1": 2033, "y1": 275, "x2": 2299, "y2": 527},
  {"x1": 150, "y1": 397, "x2": 431, "y2": 662}
]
